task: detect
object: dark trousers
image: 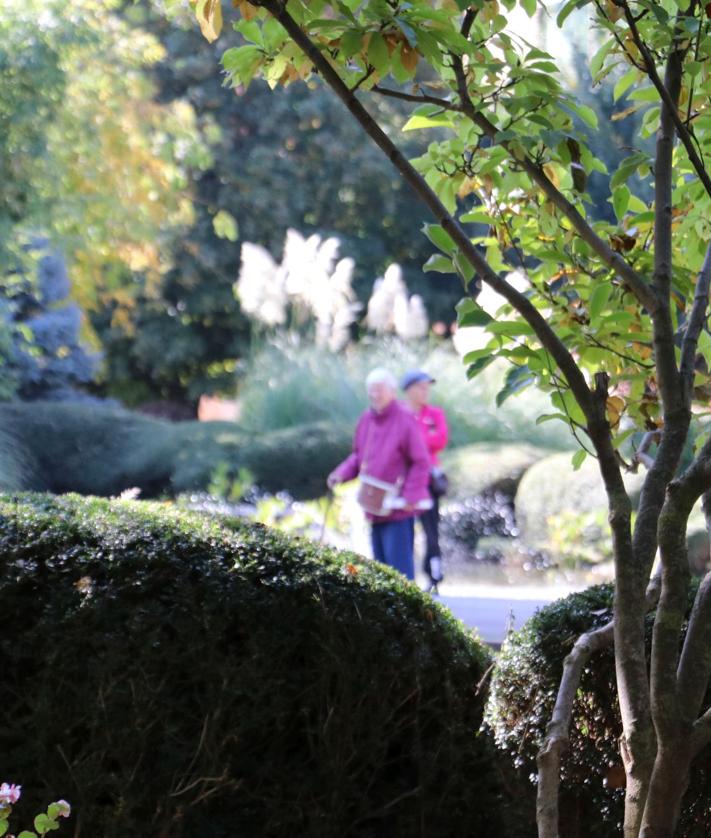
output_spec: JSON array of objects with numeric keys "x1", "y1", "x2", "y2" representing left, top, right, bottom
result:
[
  {"x1": 419, "y1": 497, "x2": 440, "y2": 560},
  {"x1": 371, "y1": 518, "x2": 415, "y2": 580}
]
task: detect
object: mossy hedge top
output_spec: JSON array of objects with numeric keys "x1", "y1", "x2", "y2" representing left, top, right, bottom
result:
[{"x1": 0, "y1": 493, "x2": 501, "y2": 838}]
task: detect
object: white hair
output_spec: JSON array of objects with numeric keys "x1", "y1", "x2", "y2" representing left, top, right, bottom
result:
[{"x1": 365, "y1": 367, "x2": 397, "y2": 390}]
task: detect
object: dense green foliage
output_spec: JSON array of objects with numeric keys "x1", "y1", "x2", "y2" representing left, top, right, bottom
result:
[
  {"x1": 238, "y1": 339, "x2": 574, "y2": 449},
  {"x1": 0, "y1": 493, "x2": 501, "y2": 837},
  {"x1": 0, "y1": 402, "x2": 350, "y2": 500},
  {"x1": 486, "y1": 585, "x2": 711, "y2": 837}
]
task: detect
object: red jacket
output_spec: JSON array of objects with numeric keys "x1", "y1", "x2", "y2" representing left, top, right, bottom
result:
[
  {"x1": 414, "y1": 403, "x2": 449, "y2": 467},
  {"x1": 332, "y1": 399, "x2": 431, "y2": 521}
]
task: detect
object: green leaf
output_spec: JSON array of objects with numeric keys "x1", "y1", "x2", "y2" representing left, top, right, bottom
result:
[
  {"x1": 613, "y1": 68, "x2": 639, "y2": 102},
  {"x1": 628, "y1": 86, "x2": 659, "y2": 102},
  {"x1": 496, "y1": 364, "x2": 536, "y2": 406},
  {"x1": 367, "y1": 32, "x2": 389, "y2": 72},
  {"x1": 589, "y1": 282, "x2": 613, "y2": 319},
  {"x1": 571, "y1": 448, "x2": 587, "y2": 471},
  {"x1": 0, "y1": 818, "x2": 8, "y2": 837},
  {"x1": 212, "y1": 210, "x2": 239, "y2": 241},
  {"x1": 612, "y1": 184, "x2": 630, "y2": 221},
  {"x1": 222, "y1": 45, "x2": 262, "y2": 86},
  {"x1": 34, "y1": 814, "x2": 57, "y2": 834},
  {"x1": 520, "y1": 0, "x2": 537, "y2": 17},
  {"x1": 423, "y1": 254, "x2": 455, "y2": 273},
  {"x1": 340, "y1": 29, "x2": 363, "y2": 58},
  {"x1": 402, "y1": 112, "x2": 453, "y2": 131},
  {"x1": 535, "y1": 412, "x2": 568, "y2": 424},
  {"x1": 556, "y1": 0, "x2": 589, "y2": 27},
  {"x1": 487, "y1": 320, "x2": 535, "y2": 337},
  {"x1": 18, "y1": 832, "x2": 38, "y2": 838},
  {"x1": 589, "y1": 38, "x2": 614, "y2": 79},
  {"x1": 567, "y1": 101, "x2": 598, "y2": 129},
  {"x1": 467, "y1": 354, "x2": 497, "y2": 378},
  {"x1": 453, "y1": 253, "x2": 475, "y2": 283},
  {"x1": 422, "y1": 223, "x2": 457, "y2": 255},
  {"x1": 610, "y1": 153, "x2": 648, "y2": 190},
  {"x1": 460, "y1": 208, "x2": 496, "y2": 225},
  {"x1": 458, "y1": 302, "x2": 493, "y2": 327}
]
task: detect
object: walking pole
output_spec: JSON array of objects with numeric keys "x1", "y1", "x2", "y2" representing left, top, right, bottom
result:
[{"x1": 319, "y1": 489, "x2": 334, "y2": 544}]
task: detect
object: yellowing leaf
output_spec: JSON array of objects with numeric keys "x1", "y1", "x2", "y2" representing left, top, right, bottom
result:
[{"x1": 195, "y1": 0, "x2": 223, "y2": 43}]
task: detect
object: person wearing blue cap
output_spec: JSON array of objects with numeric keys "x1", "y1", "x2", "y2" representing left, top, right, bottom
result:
[{"x1": 401, "y1": 369, "x2": 449, "y2": 592}]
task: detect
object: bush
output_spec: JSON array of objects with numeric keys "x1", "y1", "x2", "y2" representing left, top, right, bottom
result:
[
  {"x1": 442, "y1": 442, "x2": 544, "y2": 499},
  {"x1": 515, "y1": 452, "x2": 645, "y2": 548},
  {"x1": 0, "y1": 403, "x2": 350, "y2": 500},
  {"x1": 486, "y1": 584, "x2": 711, "y2": 837},
  {"x1": 0, "y1": 421, "x2": 38, "y2": 491},
  {"x1": 0, "y1": 493, "x2": 502, "y2": 838}
]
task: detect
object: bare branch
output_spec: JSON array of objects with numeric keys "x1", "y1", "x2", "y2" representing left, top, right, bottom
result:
[
  {"x1": 680, "y1": 242, "x2": 711, "y2": 404},
  {"x1": 370, "y1": 84, "x2": 459, "y2": 112},
  {"x1": 678, "y1": 569, "x2": 711, "y2": 727},
  {"x1": 536, "y1": 621, "x2": 614, "y2": 838},
  {"x1": 536, "y1": 570, "x2": 662, "y2": 838}
]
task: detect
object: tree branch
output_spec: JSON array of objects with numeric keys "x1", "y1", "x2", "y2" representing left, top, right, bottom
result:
[
  {"x1": 371, "y1": 84, "x2": 458, "y2": 112},
  {"x1": 620, "y1": 0, "x2": 711, "y2": 202},
  {"x1": 680, "y1": 242, "x2": 711, "y2": 404},
  {"x1": 255, "y1": 0, "x2": 597, "y2": 424},
  {"x1": 536, "y1": 622, "x2": 614, "y2": 838},
  {"x1": 678, "y1": 569, "x2": 711, "y2": 727},
  {"x1": 536, "y1": 570, "x2": 662, "y2": 838},
  {"x1": 449, "y1": 51, "x2": 658, "y2": 315}
]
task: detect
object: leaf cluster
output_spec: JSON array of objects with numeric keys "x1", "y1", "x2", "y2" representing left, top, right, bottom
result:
[{"x1": 208, "y1": 0, "x2": 711, "y2": 445}]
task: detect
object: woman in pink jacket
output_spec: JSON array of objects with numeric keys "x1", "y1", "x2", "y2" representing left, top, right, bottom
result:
[
  {"x1": 401, "y1": 369, "x2": 449, "y2": 591},
  {"x1": 327, "y1": 368, "x2": 431, "y2": 580}
]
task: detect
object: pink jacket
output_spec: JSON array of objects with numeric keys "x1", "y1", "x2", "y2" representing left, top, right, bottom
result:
[
  {"x1": 415, "y1": 403, "x2": 449, "y2": 467},
  {"x1": 332, "y1": 399, "x2": 431, "y2": 521}
]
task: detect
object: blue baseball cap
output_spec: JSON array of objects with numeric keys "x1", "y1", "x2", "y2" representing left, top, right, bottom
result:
[{"x1": 400, "y1": 369, "x2": 436, "y2": 391}]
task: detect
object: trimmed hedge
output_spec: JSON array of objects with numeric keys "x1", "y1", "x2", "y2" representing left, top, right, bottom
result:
[
  {"x1": 486, "y1": 584, "x2": 711, "y2": 837},
  {"x1": 0, "y1": 403, "x2": 351, "y2": 500},
  {"x1": 0, "y1": 493, "x2": 502, "y2": 837},
  {"x1": 441, "y1": 442, "x2": 545, "y2": 500},
  {"x1": 515, "y1": 452, "x2": 645, "y2": 546}
]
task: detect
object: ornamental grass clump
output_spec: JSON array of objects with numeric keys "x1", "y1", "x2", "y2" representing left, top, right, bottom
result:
[{"x1": 0, "y1": 493, "x2": 501, "y2": 837}]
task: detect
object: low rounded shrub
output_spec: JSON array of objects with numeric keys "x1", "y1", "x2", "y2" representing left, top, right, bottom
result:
[
  {"x1": 486, "y1": 584, "x2": 711, "y2": 837},
  {"x1": 241, "y1": 420, "x2": 352, "y2": 499},
  {"x1": 0, "y1": 493, "x2": 502, "y2": 837},
  {"x1": 0, "y1": 403, "x2": 350, "y2": 500},
  {"x1": 515, "y1": 452, "x2": 645, "y2": 547},
  {"x1": 441, "y1": 442, "x2": 545, "y2": 500}
]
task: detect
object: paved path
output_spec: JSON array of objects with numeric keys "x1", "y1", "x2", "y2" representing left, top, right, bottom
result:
[{"x1": 432, "y1": 583, "x2": 583, "y2": 646}]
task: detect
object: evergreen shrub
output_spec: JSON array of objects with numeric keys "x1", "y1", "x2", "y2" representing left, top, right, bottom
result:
[
  {"x1": 0, "y1": 403, "x2": 349, "y2": 500},
  {"x1": 0, "y1": 493, "x2": 502, "y2": 838},
  {"x1": 486, "y1": 584, "x2": 711, "y2": 837}
]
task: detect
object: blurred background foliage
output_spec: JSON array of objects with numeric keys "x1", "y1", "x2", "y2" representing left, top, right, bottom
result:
[{"x1": 0, "y1": 0, "x2": 653, "y2": 413}]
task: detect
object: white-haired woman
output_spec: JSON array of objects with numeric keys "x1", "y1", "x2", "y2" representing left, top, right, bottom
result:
[{"x1": 328, "y1": 368, "x2": 431, "y2": 580}]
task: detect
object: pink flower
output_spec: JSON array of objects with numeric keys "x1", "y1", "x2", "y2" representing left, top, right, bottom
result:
[
  {"x1": 0, "y1": 783, "x2": 21, "y2": 805},
  {"x1": 55, "y1": 800, "x2": 71, "y2": 818}
]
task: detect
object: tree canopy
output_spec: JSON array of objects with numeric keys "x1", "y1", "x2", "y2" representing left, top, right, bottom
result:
[{"x1": 190, "y1": 0, "x2": 711, "y2": 835}]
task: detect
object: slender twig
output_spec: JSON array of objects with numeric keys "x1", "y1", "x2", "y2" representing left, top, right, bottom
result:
[
  {"x1": 449, "y1": 34, "x2": 658, "y2": 314},
  {"x1": 371, "y1": 84, "x2": 459, "y2": 111},
  {"x1": 620, "y1": 0, "x2": 711, "y2": 201}
]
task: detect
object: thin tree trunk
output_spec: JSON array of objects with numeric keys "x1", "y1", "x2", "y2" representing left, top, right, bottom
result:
[{"x1": 536, "y1": 623, "x2": 614, "y2": 837}]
